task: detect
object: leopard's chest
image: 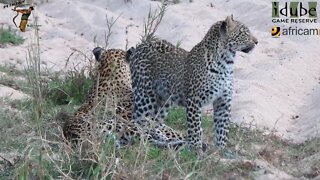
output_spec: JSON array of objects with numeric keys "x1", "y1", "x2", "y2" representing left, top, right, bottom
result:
[{"x1": 195, "y1": 63, "x2": 233, "y2": 106}]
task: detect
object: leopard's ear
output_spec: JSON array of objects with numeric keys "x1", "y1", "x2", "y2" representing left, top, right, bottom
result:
[
  {"x1": 220, "y1": 21, "x2": 227, "y2": 36},
  {"x1": 126, "y1": 47, "x2": 135, "y2": 63},
  {"x1": 225, "y1": 15, "x2": 236, "y2": 32},
  {"x1": 93, "y1": 47, "x2": 103, "y2": 61}
]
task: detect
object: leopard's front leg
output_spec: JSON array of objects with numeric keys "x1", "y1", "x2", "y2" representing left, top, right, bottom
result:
[
  {"x1": 213, "y1": 94, "x2": 231, "y2": 149},
  {"x1": 186, "y1": 98, "x2": 203, "y2": 153}
]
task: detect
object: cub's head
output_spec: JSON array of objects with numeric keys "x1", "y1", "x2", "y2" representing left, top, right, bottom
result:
[
  {"x1": 92, "y1": 47, "x2": 126, "y2": 63},
  {"x1": 220, "y1": 15, "x2": 258, "y2": 53},
  {"x1": 92, "y1": 47, "x2": 130, "y2": 83},
  {"x1": 92, "y1": 47, "x2": 128, "y2": 71}
]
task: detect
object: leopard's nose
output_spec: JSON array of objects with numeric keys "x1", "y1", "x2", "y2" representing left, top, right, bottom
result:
[{"x1": 251, "y1": 36, "x2": 258, "y2": 45}]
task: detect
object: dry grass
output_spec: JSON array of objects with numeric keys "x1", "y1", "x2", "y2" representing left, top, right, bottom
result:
[
  {"x1": 0, "y1": 79, "x2": 319, "y2": 179},
  {"x1": 141, "y1": 2, "x2": 167, "y2": 42}
]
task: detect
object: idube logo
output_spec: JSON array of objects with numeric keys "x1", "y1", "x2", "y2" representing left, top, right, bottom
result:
[{"x1": 272, "y1": 1, "x2": 317, "y2": 23}]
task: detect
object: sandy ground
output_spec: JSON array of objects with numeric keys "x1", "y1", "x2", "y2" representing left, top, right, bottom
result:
[{"x1": 0, "y1": 0, "x2": 319, "y2": 144}]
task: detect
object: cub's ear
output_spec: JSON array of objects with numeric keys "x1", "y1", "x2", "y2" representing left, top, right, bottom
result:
[
  {"x1": 225, "y1": 15, "x2": 236, "y2": 32},
  {"x1": 220, "y1": 21, "x2": 227, "y2": 36},
  {"x1": 126, "y1": 47, "x2": 135, "y2": 63},
  {"x1": 92, "y1": 47, "x2": 103, "y2": 61}
]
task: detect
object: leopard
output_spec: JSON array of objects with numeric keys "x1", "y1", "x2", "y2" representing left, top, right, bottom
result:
[
  {"x1": 127, "y1": 15, "x2": 258, "y2": 154},
  {"x1": 63, "y1": 47, "x2": 186, "y2": 148}
]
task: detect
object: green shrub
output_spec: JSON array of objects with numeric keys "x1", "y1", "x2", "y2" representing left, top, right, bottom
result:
[
  {"x1": 44, "y1": 70, "x2": 94, "y2": 106},
  {"x1": 0, "y1": 27, "x2": 24, "y2": 45}
]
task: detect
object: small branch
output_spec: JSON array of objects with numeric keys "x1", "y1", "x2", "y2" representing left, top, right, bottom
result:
[
  {"x1": 0, "y1": 153, "x2": 14, "y2": 167},
  {"x1": 105, "y1": 14, "x2": 121, "y2": 48},
  {"x1": 141, "y1": 2, "x2": 167, "y2": 42},
  {"x1": 65, "y1": 48, "x2": 92, "y2": 68},
  {"x1": 125, "y1": 24, "x2": 133, "y2": 51}
]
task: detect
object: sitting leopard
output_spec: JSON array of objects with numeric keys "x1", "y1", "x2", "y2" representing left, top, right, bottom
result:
[
  {"x1": 127, "y1": 15, "x2": 258, "y2": 153},
  {"x1": 63, "y1": 48, "x2": 186, "y2": 147}
]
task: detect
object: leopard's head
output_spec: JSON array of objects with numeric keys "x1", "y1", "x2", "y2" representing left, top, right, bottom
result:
[
  {"x1": 220, "y1": 15, "x2": 258, "y2": 53},
  {"x1": 92, "y1": 47, "x2": 128, "y2": 74}
]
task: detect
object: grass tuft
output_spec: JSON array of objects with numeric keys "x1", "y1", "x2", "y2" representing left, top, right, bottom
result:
[
  {"x1": 44, "y1": 70, "x2": 94, "y2": 106},
  {"x1": 0, "y1": 27, "x2": 24, "y2": 45}
]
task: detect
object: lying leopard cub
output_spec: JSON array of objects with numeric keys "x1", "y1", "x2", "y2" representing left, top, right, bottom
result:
[{"x1": 63, "y1": 47, "x2": 186, "y2": 148}]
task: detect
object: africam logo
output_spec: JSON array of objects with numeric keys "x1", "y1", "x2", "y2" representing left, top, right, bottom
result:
[{"x1": 271, "y1": 26, "x2": 281, "y2": 37}]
